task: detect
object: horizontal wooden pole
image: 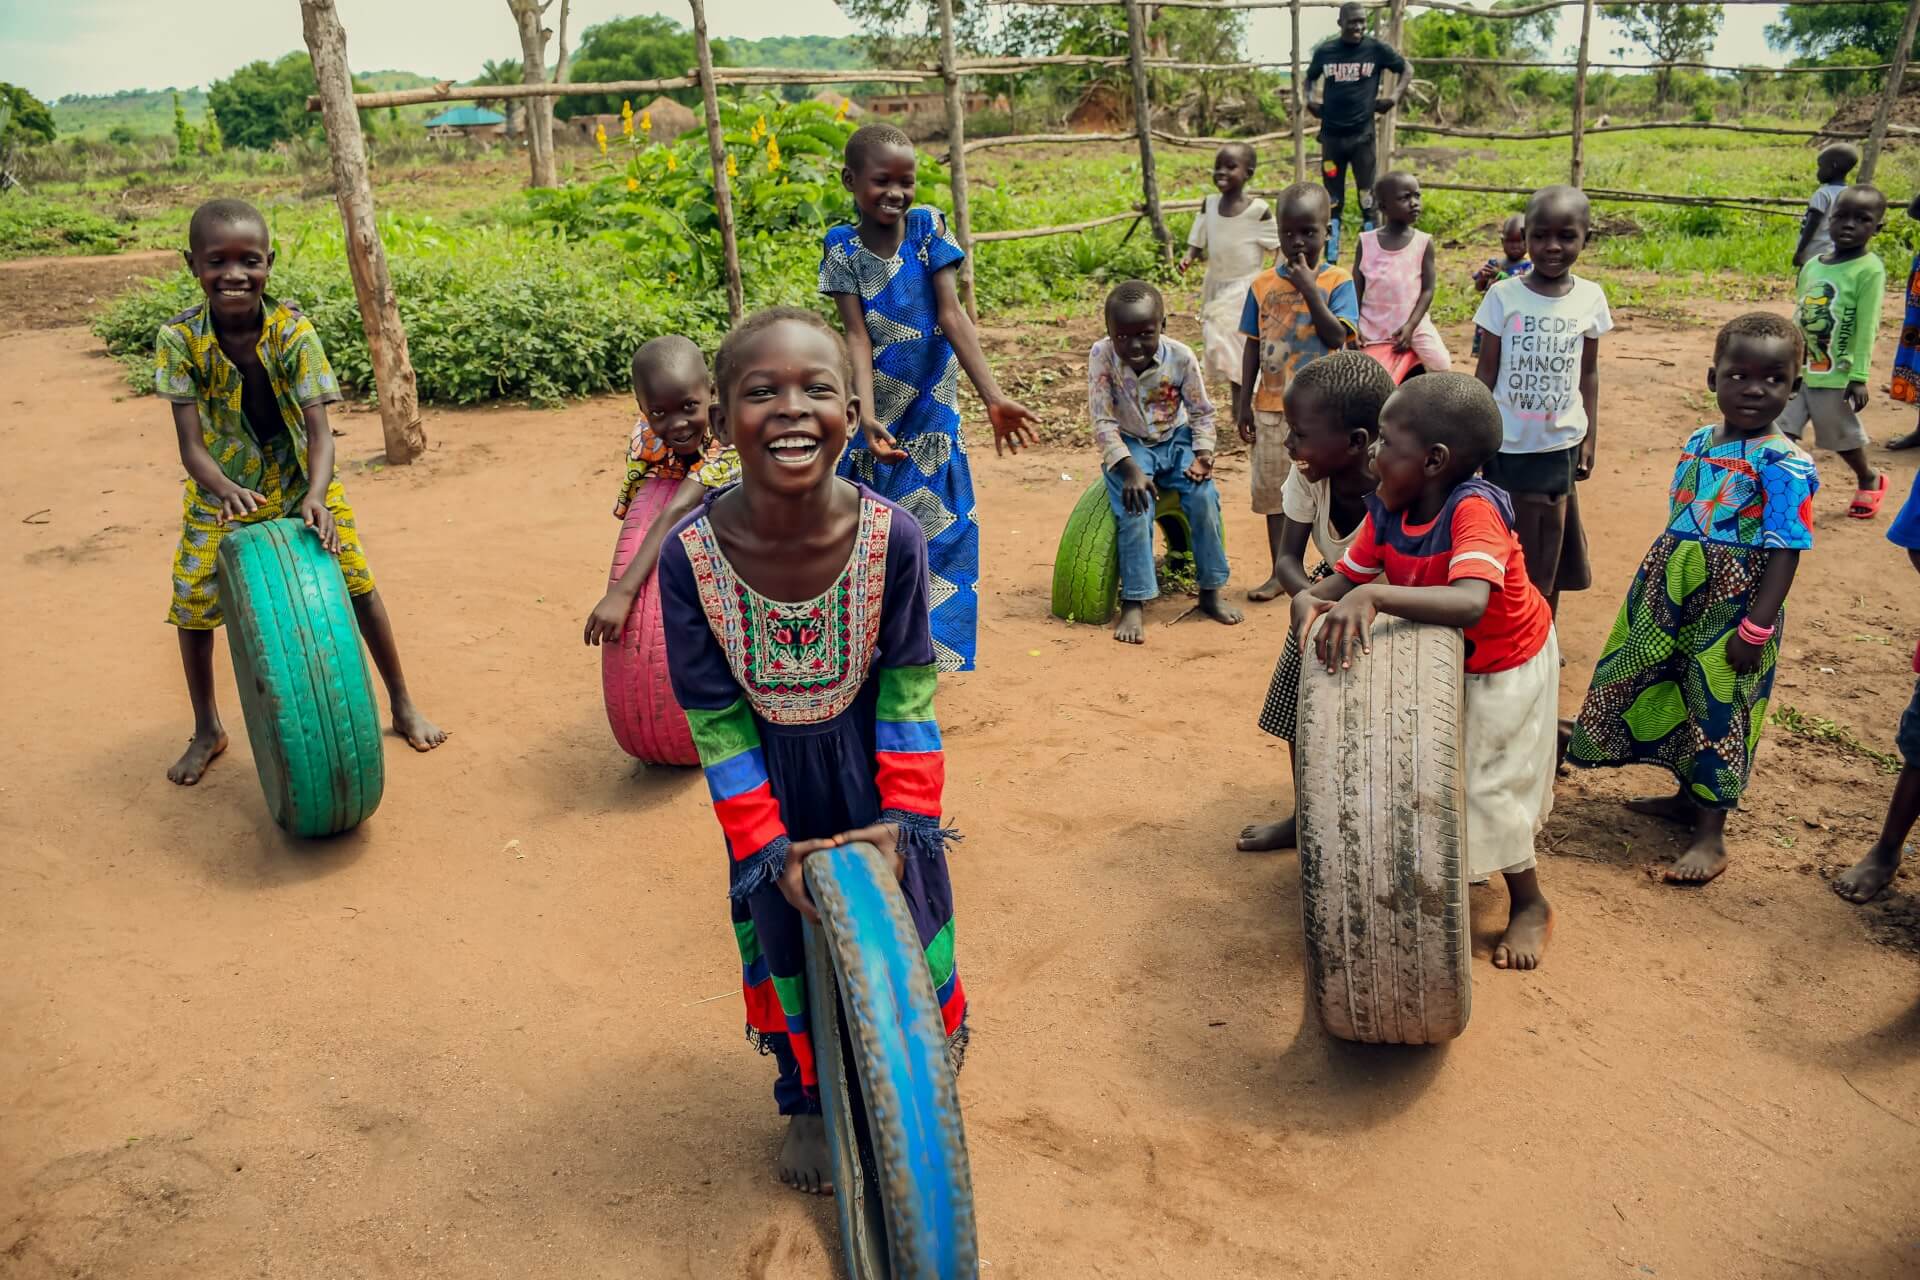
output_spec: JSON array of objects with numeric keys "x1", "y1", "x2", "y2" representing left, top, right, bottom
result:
[
  {"x1": 960, "y1": 130, "x2": 1138, "y2": 154},
  {"x1": 1399, "y1": 118, "x2": 1868, "y2": 140},
  {"x1": 1413, "y1": 56, "x2": 1893, "y2": 72},
  {"x1": 971, "y1": 210, "x2": 1146, "y2": 241},
  {"x1": 308, "y1": 65, "x2": 929, "y2": 111},
  {"x1": 1413, "y1": 178, "x2": 1803, "y2": 214},
  {"x1": 1151, "y1": 127, "x2": 1297, "y2": 148}
]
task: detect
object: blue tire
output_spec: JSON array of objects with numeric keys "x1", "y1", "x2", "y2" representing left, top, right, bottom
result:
[
  {"x1": 216, "y1": 518, "x2": 384, "y2": 836},
  {"x1": 803, "y1": 843, "x2": 976, "y2": 1280}
]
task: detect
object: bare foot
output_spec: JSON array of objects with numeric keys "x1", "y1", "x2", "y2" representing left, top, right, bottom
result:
[
  {"x1": 1246, "y1": 576, "x2": 1286, "y2": 603},
  {"x1": 1834, "y1": 847, "x2": 1902, "y2": 903},
  {"x1": 1113, "y1": 601, "x2": 1146, "y2": 645},
  {"x1": 167, "y1": 729, "x2": 228, "y2": 785},
  {"x1": 1624, "y1": 792, "x2": 1694, "y2": 825},
  {"x1": 1491, "y1": 897, "x2": 1553, "y2": 970},
  {"x1": 1196, "y1": 588, "x2": 1243, "y2": 626},
  {"x1": 1237, "y1": 818, "x2": 1296, "y2": 852},
  {"x1": 778, "y1": 1113, "x2": 833, "y2": 1194},
  {"x1": 392, "y1": 700, "x2": 449, "y2": 752},
  {"x1": 1660, "y1": 839, "x2": 1728, "y2": 886}
]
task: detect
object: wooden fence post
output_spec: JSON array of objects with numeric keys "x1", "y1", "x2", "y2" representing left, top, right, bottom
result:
[
  {"x1": 688, "y1": 0, "x2": 744, "y2": 324},
  {"x1": 1123, "y1": 0, "x2": 1171, "y2": 258},
  {"x1": 299, "y1": 0, "x2": 425, "y2": 464},
  {"x1": 1290, "y1": 0, "x2": 1305, "y2": 182},
  {"x1": 1378, "y1": 0, "x2": 1407, "y2": 167},
  {"x1": 1860, "y1": 0, "x2": 1919, "y2": 184},
  {"x1": 1569, "y1": 0, "x2": 1595, "y2": 186},
  {"x1": 937, "y1": 0, "x2": 978, "y2": 321}
]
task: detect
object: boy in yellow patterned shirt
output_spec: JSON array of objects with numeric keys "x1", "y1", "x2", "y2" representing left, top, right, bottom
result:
[{"x1": 156, "y1": 198, "x2": 446, "y2": 785}]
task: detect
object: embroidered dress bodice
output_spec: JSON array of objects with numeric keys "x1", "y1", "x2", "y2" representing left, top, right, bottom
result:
[{"x1": 678, "y1": 496, "x2": 895, "y2": 725}]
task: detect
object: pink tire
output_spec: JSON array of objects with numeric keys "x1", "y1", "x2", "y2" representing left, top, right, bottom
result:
[{"x1": 601, "y1": 476, "x2": 699, "y2": 766}]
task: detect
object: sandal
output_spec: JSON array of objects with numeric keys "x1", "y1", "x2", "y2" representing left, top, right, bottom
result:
[{"x1": 1849, "y1": 473, "x2": 1888, "y2": 519}]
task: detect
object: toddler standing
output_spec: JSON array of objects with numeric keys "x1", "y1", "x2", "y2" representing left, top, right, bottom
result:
[
  {"x1": 1566, "y1": 314, "x2": 1816, "y2": 886},
  {"x1": 1353, "y1": 171, "x2": 1449, "y2": 379},
  {"x1": 1469, "y1": 214, "x2": 1530, "y2": 359},
  {"x1": 1180, "y1": 143, "x2": 1280, "y2": 403},
  {"x1": 821, "y1": 123, "x2": 1040, "y2": 673},
  {"x1": 1779, "y1": 183, "x2": 1888, "y2": 516},
  {"x1": 1473, "y1": 184, "x2": 1611, "y2": 619},
  {"x1": 1237, "y1": 182, "x2": 1360, "y2": 604},
  {"x1": 1792, "y1": 143, "x2": 1859, "y2": 271}
]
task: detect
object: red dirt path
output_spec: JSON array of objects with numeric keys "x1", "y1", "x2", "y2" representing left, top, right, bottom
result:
[{"x1": 2, "y1": 298, "x2": 1918, "y2": 1277}]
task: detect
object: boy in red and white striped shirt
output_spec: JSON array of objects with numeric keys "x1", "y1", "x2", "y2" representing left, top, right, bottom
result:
[{"x1": 1292, "y1": 372, "x2": 1556, "y2": 971}]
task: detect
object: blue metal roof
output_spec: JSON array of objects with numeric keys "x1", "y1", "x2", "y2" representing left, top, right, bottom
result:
[{"x1": 424, "y1": 105, "x2": 506, "y2": 127}]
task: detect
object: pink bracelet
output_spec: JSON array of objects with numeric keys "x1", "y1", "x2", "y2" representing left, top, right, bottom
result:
[{"x1": 1737, "y1": 617, "x2": 1775, "y2": 645}]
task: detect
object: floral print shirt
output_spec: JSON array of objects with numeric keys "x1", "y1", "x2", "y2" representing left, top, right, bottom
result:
[
  {"x1": 1086, "y1": 335, "x2": 1217, "y2": 471},
  {"x1": 612, "y1": 417, "x2": 741, "y2": 519}
]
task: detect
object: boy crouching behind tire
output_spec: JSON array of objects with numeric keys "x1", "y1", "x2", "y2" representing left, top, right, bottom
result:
[
  {"x1": 1290, "y1": 373, "x2": 1556, "y2": 971},
  {"x1": 157, "y1": 198, "x2": 446, "y2": 786}
]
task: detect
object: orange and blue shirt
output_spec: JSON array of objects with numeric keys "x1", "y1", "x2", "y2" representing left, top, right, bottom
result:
[
  {"x1": 1337, "y1": 478, "x2": 1552, "y2": 675},
  {"x1": 1238, "y1": 263, "x2": 1358, "y2": 414}
]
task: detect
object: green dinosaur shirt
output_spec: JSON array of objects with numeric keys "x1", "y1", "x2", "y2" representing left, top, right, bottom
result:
[{"x1": 1792, "y1": 252, "x2": 1885, "y2": 389}]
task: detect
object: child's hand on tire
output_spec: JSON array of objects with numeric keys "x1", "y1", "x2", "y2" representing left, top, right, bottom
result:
[
  {"x1": 582, "y1": 591, "x2": 631, "y2": 646},
  {"x1": 217, "y1": 484, "x2": 268, "y2": 523},
  {"x1": 785, "y1": 824, "x2": 906, "y2": 922},
  {"x1": 1314, "y1": 587, "x2": 1378, "y2": 671},
  {"x1": 298, "y1": 494, "x2": 340, "y2": 554}
]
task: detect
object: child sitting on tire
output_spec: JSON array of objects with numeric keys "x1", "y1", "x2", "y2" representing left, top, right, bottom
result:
[
  {"x1": 157, "y1": 198, "x2": 445, "y2": 785},
  {"x1": 1292, "y1": 373, "x2": 1556, "y2": 971},
  {"x1": 582, "y1": 335, "x2": 739, "y2": 647},
  {"x1": 1090, "y1": 280, "x2": 1240, "y2": 644},
  {"x1": 1239, "y1": 350, "x2": 1394, "y2": 854}
]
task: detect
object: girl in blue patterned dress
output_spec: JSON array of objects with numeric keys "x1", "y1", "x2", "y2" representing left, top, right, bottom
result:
[
  {"x1": 821, "y1": 124, "x2": 1040, "y2": 672},
  {"x1": 1566, "y1": 314, "x2": 1818, "y2": 886}
]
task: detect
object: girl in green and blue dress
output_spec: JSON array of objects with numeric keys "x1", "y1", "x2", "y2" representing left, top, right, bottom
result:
[{"x1": 1566, "y1": 313, "x2": 1818, "y2": 886}]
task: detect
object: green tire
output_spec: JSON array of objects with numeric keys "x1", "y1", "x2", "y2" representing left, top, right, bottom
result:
[
  {"x1": 1049, "y1": 478, "x2": 1193, "y2": 625},
  {"x1": 217, "y1": 519, "x2": 385, "y2": 837}
]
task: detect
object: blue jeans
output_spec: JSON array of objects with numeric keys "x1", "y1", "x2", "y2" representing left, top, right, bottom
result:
[{"x1": 1103, "y1": 428, "x2": 1230, "y2": 602}]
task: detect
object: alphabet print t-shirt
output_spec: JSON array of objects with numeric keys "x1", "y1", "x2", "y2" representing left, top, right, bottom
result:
[{"x1": 1472, "y1": 273, "x2": 1613, "y2": 454}]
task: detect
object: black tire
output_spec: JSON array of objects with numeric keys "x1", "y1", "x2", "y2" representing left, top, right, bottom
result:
[
  {"x1": 1294, "y1": 616, "x2": 1470, "y2": 1044},
  {"x1": 804, "y1": 843, "x2": 977, "y2": 1279},
  {"x1": 217, "y1": 518, "x2": 384, "y2": 837}
]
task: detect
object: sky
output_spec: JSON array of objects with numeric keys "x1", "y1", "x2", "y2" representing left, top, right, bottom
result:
[{"x1": 0, "y1": 0, "x2": 1791, "y2": 103}]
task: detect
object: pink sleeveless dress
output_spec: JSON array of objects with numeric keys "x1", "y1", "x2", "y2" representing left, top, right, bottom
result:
[{"x1": 1357, "y1": 228, "x2": 1451, "y2": 377}]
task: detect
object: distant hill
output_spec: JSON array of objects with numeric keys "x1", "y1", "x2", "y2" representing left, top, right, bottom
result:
[{"x1": 52, "y1": 87, "x2": 209, "y2": 139}]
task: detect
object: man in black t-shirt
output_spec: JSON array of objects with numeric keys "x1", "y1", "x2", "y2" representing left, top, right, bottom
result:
[{"x1": 1305, "y1": 1, "x2": 1410, "y2": 263}]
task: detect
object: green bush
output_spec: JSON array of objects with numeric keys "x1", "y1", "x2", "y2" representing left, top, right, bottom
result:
[
  {"x1": 92, "y1": 215, "x2": 720, "y2": 406},
  {"x1": 0, "y1": 197, "x2": 131, "y2": 257}
]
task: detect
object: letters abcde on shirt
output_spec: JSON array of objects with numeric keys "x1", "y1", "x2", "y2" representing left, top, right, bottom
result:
[{"x1": 1471, "y1": 276, "x2": 1613, "y2": 454}]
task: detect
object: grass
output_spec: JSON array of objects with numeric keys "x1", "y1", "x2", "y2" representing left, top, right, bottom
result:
[{"x1": 1769, "y1": 705, "x2": 1902, "y2": 776}]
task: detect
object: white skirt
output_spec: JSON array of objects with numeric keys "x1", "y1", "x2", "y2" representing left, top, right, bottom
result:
[
  {"x1": 1199, "y1": 274, "x2": 1258, "y2": 387},
  {"x1": 1463, "y1": 628, "x2": 1559, "y2": 878}
]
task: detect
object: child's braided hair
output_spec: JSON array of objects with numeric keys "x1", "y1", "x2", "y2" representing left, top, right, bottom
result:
[{"x1": 1287, "y1": 350, "x2": 1396, "y2": 438}]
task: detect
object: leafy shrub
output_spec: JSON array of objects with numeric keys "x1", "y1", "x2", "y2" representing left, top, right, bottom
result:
[
  {"x1": 0, "y1": 197, "x2": 131, "y2": 257},
  {"x1": 92, "y1": 215, "x2": 720, "y2": 406}
]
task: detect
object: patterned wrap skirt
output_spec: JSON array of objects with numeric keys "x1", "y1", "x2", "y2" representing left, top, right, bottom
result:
[
  {"x1": 1257, "y1": 562, "x2": 1335, "y2": 742},
  {"x1": 1565, "y1": 532, "x2": 1781, "y2": 809}
]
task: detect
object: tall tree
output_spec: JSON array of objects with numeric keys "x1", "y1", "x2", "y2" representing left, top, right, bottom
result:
[
  {"x1": 506, "y1": 0, "x2": 570, "y2": 188},
  {"x1": 1767, "y1": 2, "x2": 1906, "y2": 61},
  {"x1": 0, "y1": 83, "x2": 57, "y2": 147},
  {"x1": 1601, "y1": 2, "x2": 1723, "y2": 106},
  {"x1": 1405, "y1": 0, "x2": 1554, "y2": 121},
  {"x1": 208, "y1": 53, "x2": 367, "y2": 149},
  {"x1": 560, "y1": 14, "x2": 719, "y2": 116}
]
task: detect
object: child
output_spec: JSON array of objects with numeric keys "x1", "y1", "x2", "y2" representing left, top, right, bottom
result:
[
  {"x1": 1089, "y1": 280, "x2": 1240, "y2": 644},
  {"x1": 1835, "y1": 475, "x2": 1920, "y2": 902},
  {"x1": 1792, "y1": 142, "x2": 1859, "y2": 271},
  {"x1": 1565, "y1": 313, "x2": 1817, "y2": 886},
  {"x1": 659, "y1": 306, "x2": 966, "y2": 1193},
  {"x1": 821, "y1": 123, "x2": 1040, "y2": 672},
  {"x1": 1890, "y1": 194, "x2": 1920, "y2": 452},
  {"x1": 1353, "y1": 171, "x2": 1449, "y2": 378},
  {"x1": 1237, "y1": 182, "x2": 1360, "y2": 604},
  {"x1": 156, "y1": 198, "x2": 445, "y2": 786},
  {"x1": 1239, "y1": 351, "x2": 1395, "y2": 854},
  {"x1": 1291, "y1": 372, "x2": 1556, "y2": 969},
  {"x1": 1180, "y1": 143, "x2": 1280, "y2": 401},
  {"x1": 1779, "y1": 183, "x2": 1887, "y2": 516},
  {"x1": 582, "y1": 335, "x2": 739, "y2": 646},
  {"x1": 1473, "y1": 184, "x2": 1611, "y2": 619},
  {"x1": 1469, "y1": 213, "x2": 1530, "y2": 359}
]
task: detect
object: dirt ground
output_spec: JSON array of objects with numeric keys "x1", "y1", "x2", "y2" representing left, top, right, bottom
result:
[{"x1": 4, "y1": 281, "x2": 1920, "y2": 1279}]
